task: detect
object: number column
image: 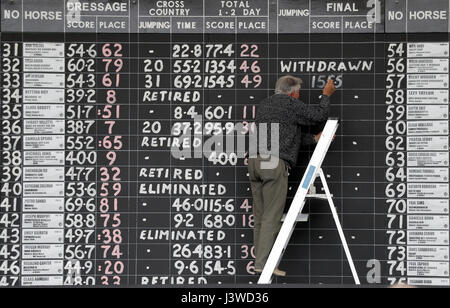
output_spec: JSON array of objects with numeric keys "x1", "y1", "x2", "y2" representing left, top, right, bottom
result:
[
  {"x1": 203, "y1": 40, "x2": 238, "y2": 283},
  {"x1": 136, "y1": 35, "x2": 172, "y2": 285},
  {"x1": 64, "y1": 40, "x2": 98, "y2": 286},
  {"x1": 97, "y1": 41, "x2": 129, "y2": 286},
  {"x1": 170, "y1": 40, "x2": 209, "y2": 284},
  {"x1": 236, "y1": 40, "x2": 265, "y2": 283},
  {"x1": 384, "y1": 41, "x2": 408, "y2": 285},
  {"x1": 0, "y1": 39, "x2": 22, "y2": 287}
]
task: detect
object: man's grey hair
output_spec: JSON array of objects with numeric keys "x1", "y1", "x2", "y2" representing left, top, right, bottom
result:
[{"x1": 275, "y1": 75, "x2": 303, "y2": 95}]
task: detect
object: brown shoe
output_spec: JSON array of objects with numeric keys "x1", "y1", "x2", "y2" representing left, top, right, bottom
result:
[
  {"x1": 255, "y1": 268, "x2": 286, "y2": 277},
  {"x1": 273, "y1": 268, "x2": 286, "y2": 277}
]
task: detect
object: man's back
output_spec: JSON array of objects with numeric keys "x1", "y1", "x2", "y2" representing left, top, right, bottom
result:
[{"x1": 255, "y1": 93, "x2": 330, "y2": 168}]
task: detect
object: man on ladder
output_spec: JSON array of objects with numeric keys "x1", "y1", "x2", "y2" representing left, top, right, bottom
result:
[{"x1": 248, "y1": 75, "x2": 336, "y2": 277}]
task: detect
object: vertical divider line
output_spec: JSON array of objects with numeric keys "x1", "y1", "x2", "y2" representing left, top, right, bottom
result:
[
  {"x1": 63, "y1": 0, "x2": 67, "y2": 286},
  {"x1": 405, "y1": 0, "x2": 409, "y2": 285},
  {"x1": 135, "y1": 0, "x2": 140, "y2": 286},
  {"x1": 202, "y1": 0, "x2": 205, "y2": 282},
  {"x1": 308, "y1": 0, "x2": 311, "y2": 285},
  {"x1": 268, "y1": 0, "x2": 271, "y2": 283},
  {"x1": 373, "y1": 4, "x2": 377, "y2": 272},
  {"x1": 21, "y1": 0, "x2": 25, "y2": 286},
  {"x1": 95, "y1": 13, "x2": 99, "y2": 287},
  {"x1": 169, "y1": 14, "x2": 173, "y2": 281},
  {"x1": 340, "y1": 15, "x2": 344, "y2": 285},
  {"x1": 128, "y1": 0, "x2": 131, "y2": 284},
  {"x1": 234, "y1": 3, "x2": 237, "y2": 285}
]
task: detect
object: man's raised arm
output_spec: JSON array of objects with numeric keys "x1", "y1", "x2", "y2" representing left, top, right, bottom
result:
[{"x1": 294, "y1": 79, "x2": 335, "y2": 125}]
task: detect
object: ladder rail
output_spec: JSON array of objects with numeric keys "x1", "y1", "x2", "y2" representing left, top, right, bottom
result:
[
  {"x1": 319, "y1": 169, "x2": 360, "y2": 285},
  {"x1": 258, "y1": 119, "x2": 340, "y2": 284}
]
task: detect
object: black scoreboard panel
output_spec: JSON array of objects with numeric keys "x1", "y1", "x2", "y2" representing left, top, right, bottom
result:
[{"x1": 1, "y1": 0, "x2": 450, "y2": 287}]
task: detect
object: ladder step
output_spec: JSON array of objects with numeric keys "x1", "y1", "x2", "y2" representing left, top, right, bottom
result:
[
  {"x1": 281, "y1": 213, "x2": 309, "y2": 222},
  {"x1": 280, "y1": 195, "x2": 333, "y2": 223},
  {"x1": 306, "y1": 193, "x2": 333, "y2": 200}
]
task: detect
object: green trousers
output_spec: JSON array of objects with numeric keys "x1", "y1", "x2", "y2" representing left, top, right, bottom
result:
[{"x1": 248, "y1": 155, "x2": 289, "y2": 269}]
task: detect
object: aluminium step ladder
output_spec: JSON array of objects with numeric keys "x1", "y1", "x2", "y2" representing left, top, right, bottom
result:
[{"x1": 257, "y1": 118, "x2": 360, "y2": 285}]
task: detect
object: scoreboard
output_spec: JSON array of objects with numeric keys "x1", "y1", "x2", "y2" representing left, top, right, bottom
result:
[{"x1": 1, "y1": 0, "x2": 450, "y2": 287}]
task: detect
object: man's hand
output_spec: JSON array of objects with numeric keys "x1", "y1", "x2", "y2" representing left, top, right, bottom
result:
[
  {"x1": 314, "y1": 132, "x2": 336, "y2": 143},
  {"x1": 323, "y1": 79, "x2": 336, "y2": 97},
  {"x1": 314, "y1": 132, "x2": 322, "y2": 143}
]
